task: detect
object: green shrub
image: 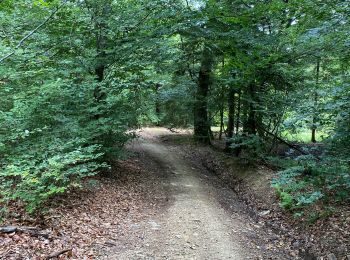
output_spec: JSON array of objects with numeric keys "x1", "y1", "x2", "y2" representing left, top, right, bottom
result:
[
  {"x1": 0, "y1": 141, "x2": 106, "y2": 213},
  {"x1": 272, "y1": 154, "x2": 350, "y2": 216},
  {"x1": 0, "y1": 79, "x2": 135, "y2": 214},
  {"x1": 228, "y1": 134, "x2": 265, "y2": 158}
]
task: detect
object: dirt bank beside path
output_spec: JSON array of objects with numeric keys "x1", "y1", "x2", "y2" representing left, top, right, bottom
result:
[{"x1": 99, "y1": 127, "x2": 294, "y2": 259}]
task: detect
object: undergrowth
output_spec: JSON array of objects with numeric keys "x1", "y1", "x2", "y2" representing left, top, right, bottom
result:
[{"x1": 270, "y1": 154, "x2": 349, "y2": 222}]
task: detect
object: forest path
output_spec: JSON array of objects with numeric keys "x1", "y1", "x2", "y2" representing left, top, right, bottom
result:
[{"x1": 99, "y1": 128, "x2": 288, "y2": 259}]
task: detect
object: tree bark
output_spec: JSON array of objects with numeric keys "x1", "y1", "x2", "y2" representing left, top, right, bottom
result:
[
  {"x1": 93, "y1": 2, "x2": 110, "y2": 100},
  {"x1": 155, "y1": 83, "x2": 161, "y2": 125},
  {"x1": 194, "y1": 45, "x2": 213, "y2": 144},
  {"x1": 227, "y1": 87, "x2": 235, "y2": 138},
  {"x1": 219, "y1": 59, "x2": 225, "y2": 140},
  {"x1": 236, "y1": 92, "x2": 241, "y2": 134},
  {"x1": 219, "y1": 104, "x2": 224, "y2": 140},
  {"x1": 244, "y1": 85, "x2": 257, "y2": 135},
  {"x1": 311, "y1": 59, "x2": 320, "y2": 143}
]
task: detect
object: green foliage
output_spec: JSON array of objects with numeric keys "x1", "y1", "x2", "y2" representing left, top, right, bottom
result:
[
  {"x1": 159, "y1": 80, "x2": 195, "y2": 127},
  {"x1": 326, "y1": 84, "x2": 350, "y2": 158},
  {"x1": 0, "y1": 0, "x2": 173, "y2": 213},
  {"x1": 228, "y1": 134, "x2": 264, "y2": 158},
  {"x1": 0, "y1": 77, "x2": 132, "y2": 212},
  {"x1": 0, "y1": 145, "x2": 104, "y2": 213},
  {"x1": 272, "y1": 155, "x2": 350, "y2": 215}
]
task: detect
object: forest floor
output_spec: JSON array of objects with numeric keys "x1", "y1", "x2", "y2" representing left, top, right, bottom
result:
[{"x1": 1, "y1": 127, "x2": 348, "y2": 259}]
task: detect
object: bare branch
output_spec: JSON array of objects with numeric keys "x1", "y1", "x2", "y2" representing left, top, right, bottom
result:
[{"x1": 46, "y1": 248, "x2": 72, "y2": 259}]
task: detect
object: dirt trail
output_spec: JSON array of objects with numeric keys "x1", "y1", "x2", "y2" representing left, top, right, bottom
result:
[{"x1": 100, "y1": 128, "x2": 289, "y2": 259}]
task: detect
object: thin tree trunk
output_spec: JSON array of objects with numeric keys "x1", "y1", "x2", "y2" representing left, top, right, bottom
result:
[
  {"x1": 219, "y1": 105, "x2": 224, "y2": 140},
  {"x1": 90, "y1": 3, "x2": 111, "y2": 123},
  {"x1": 155, "y1": 83, "x2": 161, "y2": 126},
  {"x1": 209, "y1": 112, "x2": 215, "y2": 140},
  {"x1": 311, "y1": 59, "x2": 320, "y2": 143},
  {"x1": 227, "y1": 87, "x2": 235, "y2": 138},
  {"x1": 219, "y1": 58, "x2": 225, "y2": 140},
  {"x1": 93, "y1": 3, "x2": 110, "y2": 100},
  {"x1": 236, "y1": 91, "x2": 241, "y2": 134},
  {"x1": 93, "y1": 36, "x2": 106, "y2": 99},
  {"x1": 194, "y1": 45, "x2": 213, "y2": 144},
  {"x1": 244, "y1": 85, "x2": 257, "y2": 135}
]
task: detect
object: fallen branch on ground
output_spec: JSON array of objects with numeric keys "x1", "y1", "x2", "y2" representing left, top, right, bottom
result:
[
  {"x1": 0, "y1": 226, "x2": 50, "y2": 238},
  {"x1": 259, "y1": 126, "x2": 322, "y2": 161},
  {"x1": 46, "y1": 248, "x2": 72, "y2": 259}
]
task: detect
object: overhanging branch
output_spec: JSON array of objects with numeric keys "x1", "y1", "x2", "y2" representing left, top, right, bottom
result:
[{"x1": 0, "y1": 1, "x2": 66, "y2": 64}]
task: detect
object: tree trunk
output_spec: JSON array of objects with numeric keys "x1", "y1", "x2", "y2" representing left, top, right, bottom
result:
[
  {"x1": 311, "y1": 124, "x2": 316, "y2": 143},
  {"x1": 219, "y1": 58, "x2": 225, "y2": 140},
  {"x1": 155, "y1": 83, "x2": 161, "y2": 126},
  {"x1": 208, "y1": 112, "x2": 215, "y2": 140},
  {"x1": 244, "y1": 85, "x2": 257, "y2": 135},
  {"x1": 194, "y1": 45, "x2": 213, "y2": 144},
  {"x1": 236, "y1": 91, "x2": 241, "y2": 134},
  {"x1": 227, "y1": 87, "x2": 235, "y2": 138},
  {"x1": 219, "y1": 104, "x2": 224, "y2": 140},
  {"x1": 311, "y1": 59, "x2": 320, "y2": 143},
  {"x1": 93, "y1": 2, "x2": 111, "y2": 100},
  {"x1": 93, "y1": 40, "x2": 106, "y2": 100}
]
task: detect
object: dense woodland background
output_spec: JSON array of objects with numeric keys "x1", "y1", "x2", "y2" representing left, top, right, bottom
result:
[{"x1": 0, "y1": 0, "x2": 349, "y2": 222}]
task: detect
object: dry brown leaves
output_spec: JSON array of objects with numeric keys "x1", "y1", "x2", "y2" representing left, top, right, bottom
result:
[{"x1": 0, "y1": 159, "x2": 145, "y2": 259}]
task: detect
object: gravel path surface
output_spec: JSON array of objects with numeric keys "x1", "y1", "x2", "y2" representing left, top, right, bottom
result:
[{"x1": 99, "y1": 128, "x2": 290, "y2": 259}]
